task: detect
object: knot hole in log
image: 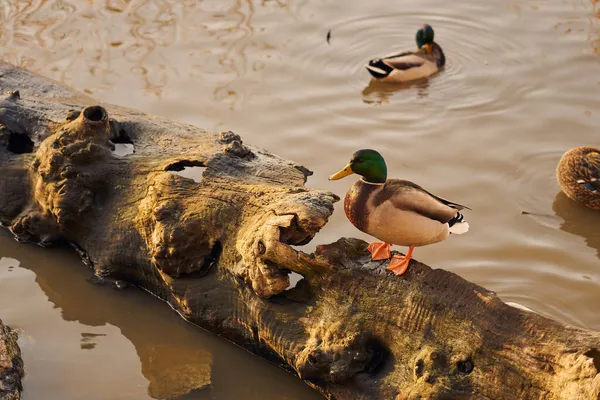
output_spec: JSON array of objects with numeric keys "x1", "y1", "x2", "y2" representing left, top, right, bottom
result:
[
  {"x1": 3, "y1": 129, "x2": 34, "y2": 154},
  {"x1": 413, "y1": 348, "x2": 475, "y2": 386},
  {"x1": 82, "y1": 105, "x2": 107, "y2": 123},
  {"x1": 296, "y1": 315, "x2": 391, "y2": 385},
  {"x1": 584, "y1": 348, "x2": 600, "y2": 373}
]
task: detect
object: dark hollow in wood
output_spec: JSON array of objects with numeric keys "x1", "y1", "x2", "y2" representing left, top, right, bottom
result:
[{"x1": 0, "y1": 62, "x2": 599, "y2": 400}]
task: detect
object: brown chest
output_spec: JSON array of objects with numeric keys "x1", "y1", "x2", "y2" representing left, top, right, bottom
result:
[{"x1": 344, "y1": 181, "x2": 378, "y2": 233}]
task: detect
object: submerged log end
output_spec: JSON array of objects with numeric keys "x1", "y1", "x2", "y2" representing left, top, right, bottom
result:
[{"x1": 0, "y1": 319, "x2": 23, "y2": 400}]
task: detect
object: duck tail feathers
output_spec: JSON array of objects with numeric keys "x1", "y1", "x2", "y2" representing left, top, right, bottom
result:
[
  {"x1": 449, "y1": 221, "x2": 469, "y2": 234},
  {"x1": 366, "y1": 59, "x2": 393, "y2": 78},
  {"x1": 448, "y1": 212, "x2": 469, "y2": 234}
]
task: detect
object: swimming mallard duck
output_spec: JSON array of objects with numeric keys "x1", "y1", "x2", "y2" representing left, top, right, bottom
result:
[
  {"x1": 365, "y1": 24, "x2": 445, "y2": 83},
  {"x1": 556, "y1": 146, "x2": 600, "y2": 210},
  {"x1": 329, "y1": 149, "x2": 469, "y2": 275}
]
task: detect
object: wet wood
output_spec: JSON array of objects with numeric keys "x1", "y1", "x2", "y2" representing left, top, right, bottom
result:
[
  {"x1": 0, "y1": 318, "x2": 22, "y2": 400},
  {"x1": 0, "y1": 62, "x2": 599, "y2": 400}
]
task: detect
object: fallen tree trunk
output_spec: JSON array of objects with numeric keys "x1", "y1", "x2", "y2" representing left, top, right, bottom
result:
[
  {"x1": 0, "y1": 319, "x2": 22, "y2": 400},
  {"x1": 0, "y1": 62, "x2": 599, "y2": 400}
]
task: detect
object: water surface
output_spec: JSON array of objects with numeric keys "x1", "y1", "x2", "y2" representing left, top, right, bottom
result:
[
  {"x1": 1, "y1": 0, "x2": 600, "y2": 398},
  {"x1": 0, "y1": 229, "x2": 319, "y2": 400}
]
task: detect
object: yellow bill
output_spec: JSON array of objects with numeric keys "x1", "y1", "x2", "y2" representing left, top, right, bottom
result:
[
  {"x1": 424, "y1": 43, "x2": 433, "y2": 55},
  {"x1": 329, "y1": 163, "x2": 354, "y2": 180}
]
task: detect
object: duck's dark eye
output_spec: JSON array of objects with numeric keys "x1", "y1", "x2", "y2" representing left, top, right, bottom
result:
[{"x1": 355, "y1": 158, "x2": 364, "y2": 163}]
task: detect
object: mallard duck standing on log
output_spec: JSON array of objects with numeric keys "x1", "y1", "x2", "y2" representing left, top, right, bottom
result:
[{"x1": 330, "y1": 149, "x2": 470, "y2": 275}]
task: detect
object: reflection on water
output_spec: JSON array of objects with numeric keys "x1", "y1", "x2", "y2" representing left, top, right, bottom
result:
[
  {"x1": 512, "y1": 149, "x2": 564, "y2": 225},
  {"x1": 361, "y1": 78, "x2": 430, "y2": 105},
  {"x1": 80, "y1": 332, "x2": 107, "y2": 350},
  {"x1": 0, "y1": 0, "x2": 301, "y2": 128},
  {"x1": 554, "y1": 191, "x2": 600, "y2": 259},
  {"x1": 552, "y1": 0, "x2": 600, "y2": 54},
  {"x1": 0, "y1": 230, "x2": 319, "y2": 400},
  {"x1": 1, "y1": 0, "x2": 600, "y2": 397}
]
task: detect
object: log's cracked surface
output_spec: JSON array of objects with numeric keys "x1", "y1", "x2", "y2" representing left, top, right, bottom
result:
[
  {"x1": 0, "y1": 319, "x2": 23, "y2": 400},
  {"x1": 0, "y1": 62, "x2": 599, "y2": 399}
]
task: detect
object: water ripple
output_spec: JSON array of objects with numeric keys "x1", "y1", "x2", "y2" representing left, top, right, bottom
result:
[
  {"x1": 289, "y1": 10, "x2": 541, "y2": 118},
  {"x1": 512, "y1": 149, "x2": 564, "y2": 229}
]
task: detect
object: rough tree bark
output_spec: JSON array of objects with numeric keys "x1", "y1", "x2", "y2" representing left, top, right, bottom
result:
[
  {"x1": 0, "y1": 318, "x2": 22, "y2": 400},
  {"x1": 0, "y1": 62, "x2": 599, "y2": 400}
]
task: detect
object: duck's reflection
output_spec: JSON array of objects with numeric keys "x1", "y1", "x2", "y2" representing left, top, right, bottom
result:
[
  {"x1": 553, "y1": 191, "x2": 600, "y2": 259},
  {"x1": 361, "y1": 78, "x2": 429, "y2": 104},
  {"x1": 80, "y1": 332, "x2": 106, "y2": 350}
]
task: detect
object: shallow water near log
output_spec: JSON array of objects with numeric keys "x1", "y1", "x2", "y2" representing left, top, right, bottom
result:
[
  {"x1": 0, "y1": 230, "x2": 319, "y2": 400},
  {"x1": 0, "y1": 0, "x2": 600, "y2": 398}
]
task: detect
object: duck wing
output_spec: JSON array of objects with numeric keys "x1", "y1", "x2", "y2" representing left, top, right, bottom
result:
[
  {"x1": 366, "y1": 51, "x2": 425, "y2": 78},
  {"x1": 375, "y1": 179, "x2": 470, "y2": 224},
  {"x1": 382, "y1": 54, "x2": 426, "y2": 71},
  {"x1": 577, "y1": 151, "x2": 600, "y2": 192}
]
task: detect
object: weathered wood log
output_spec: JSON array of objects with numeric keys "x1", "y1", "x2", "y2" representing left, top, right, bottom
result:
[
  {"x1": 0, "y1": 318, "x2": 22, "y2": 400},
  {"x1": 0, "y1": 62, "x2": 599, "y2": 400}
]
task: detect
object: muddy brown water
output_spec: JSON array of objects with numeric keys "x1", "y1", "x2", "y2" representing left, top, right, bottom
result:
[{"x1": 1, "y1": 0, "x2": 600, "y2": 398}]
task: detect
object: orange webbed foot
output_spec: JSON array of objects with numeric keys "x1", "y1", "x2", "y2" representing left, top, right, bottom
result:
[
  {"x1": 386, "y1": 245, "x2": 415, "y2": 276},
  {"x1": 367, "y1": 241, "x2": 391, "y2": 261},
  {"x1": 386, "y1": 255, "x2": 411, "y2": 275}
]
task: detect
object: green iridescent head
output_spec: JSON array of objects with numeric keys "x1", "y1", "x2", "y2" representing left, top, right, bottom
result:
[
  {"x1": 416, "y1": 24, "x2": 435, "y2": 54},
  {"x1": 329, "y1": 149, "x2": 387, "y2": 184}
]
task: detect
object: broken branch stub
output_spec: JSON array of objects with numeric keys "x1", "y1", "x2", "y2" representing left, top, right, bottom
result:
[
  {"x1": 0, "y1": 318, "x2": 23, "y2": 400},
  {"x1": 0, "y1": 62, "x2": 599, "y2": 400}
]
